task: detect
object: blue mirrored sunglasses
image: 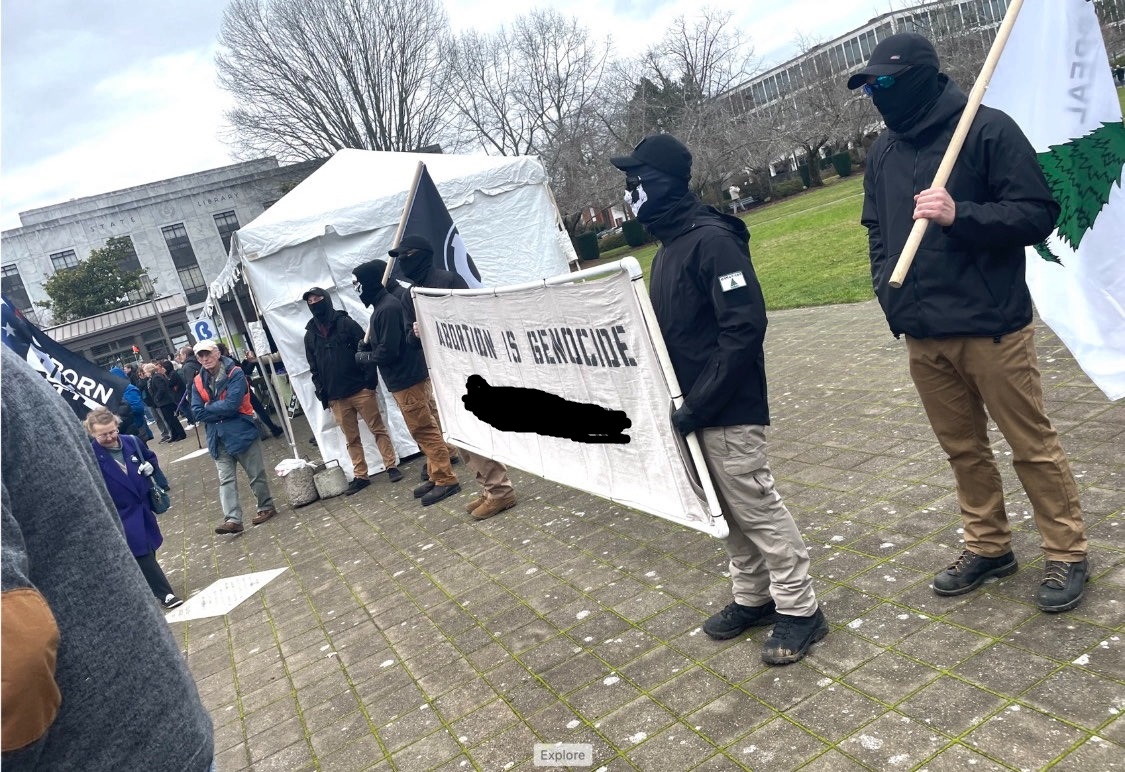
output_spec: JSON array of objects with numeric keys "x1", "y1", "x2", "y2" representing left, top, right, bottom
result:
[{"x1": 862, "y1": 75, "x2": 898, "y2": 96}]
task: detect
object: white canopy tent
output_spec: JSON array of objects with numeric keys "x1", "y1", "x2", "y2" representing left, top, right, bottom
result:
[{"x1": 232, "y1": 148, "x2": 577, "y2": 477}]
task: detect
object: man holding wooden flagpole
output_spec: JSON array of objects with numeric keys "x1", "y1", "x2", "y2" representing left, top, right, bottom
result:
[{"x1": 851, "y1": 25, "x2": 1090, "y2": 613}]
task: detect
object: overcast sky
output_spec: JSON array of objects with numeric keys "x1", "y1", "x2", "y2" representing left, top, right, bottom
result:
[{"x1": 0, "y1": 0, "x2": 893, "y2": 231}]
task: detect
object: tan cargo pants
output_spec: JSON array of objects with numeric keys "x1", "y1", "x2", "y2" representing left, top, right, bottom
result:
[
  {"x1": 906, "y1": 325, "x2": 1086, "y2": 561},
  {"x1": 699, "y1": 424, "x2": 818, "y2": 616}
]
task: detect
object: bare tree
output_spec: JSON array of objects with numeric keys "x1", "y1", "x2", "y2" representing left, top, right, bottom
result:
[
  {"x1": 216, "y1": 0, "x2": 454, "y2": 160},
  {"x1": 445, "y1": 10, "x2": 613, "y2": 231},
  {"x1": 611, "y1": 8, "x2": 758, "y2": 202}
]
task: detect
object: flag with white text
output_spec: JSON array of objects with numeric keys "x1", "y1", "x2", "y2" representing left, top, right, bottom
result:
[
  {"x1": 1, "y1": 296, "x2": 126, "y2": 419},
  {"x1": 985, "y1": 0, "x2": 1125, "y2": 400},
  {"x1": 413, "y1": 269, "x2": 724, "y2": 537}
]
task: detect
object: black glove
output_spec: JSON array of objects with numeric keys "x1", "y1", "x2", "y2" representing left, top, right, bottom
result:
[
  {"x1": 671, "y1": 404, "x2": 702, "y2": 436},
  {"x1": 357, "y1": 340, "x2": 372, "y2": 352},
  {"x1": 315, "y1": 389, "x2": 329, "y2": 411}
]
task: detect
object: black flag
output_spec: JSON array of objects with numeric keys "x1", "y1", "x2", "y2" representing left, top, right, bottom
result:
[
  {"x1": 394, "y1": 165, "x2": 484, "y2": 288},
  {"x1": 1, "y1": 296, "x2": 126, "y2": 419}
]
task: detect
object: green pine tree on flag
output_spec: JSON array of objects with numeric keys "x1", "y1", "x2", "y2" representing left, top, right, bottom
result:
[{"x1": 1034, "y1": 121, "x2": 1125, "y2": 264}]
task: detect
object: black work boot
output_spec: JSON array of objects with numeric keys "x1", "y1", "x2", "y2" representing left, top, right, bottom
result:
[
  {"x1": 413, "y1": 481, "x2": 435, "y2": 499},
  {"x1": 933, "y1": 549, "x2": 1017, "y2": 596},
  {"x1": 420, "y1": 483, "x2": 461, "y2": 507},
  {"x1": 703, "y1": 600, "x2": 779, "y2": 640},
  {"x1": 1036, "y1": 558, "x2": 1089, "y2": 613},
  {"x1": 761, "y1": 608, "x2": 829, "y2": 665}
]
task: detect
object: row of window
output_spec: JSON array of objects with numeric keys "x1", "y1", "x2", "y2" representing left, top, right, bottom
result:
[
  {"x1": 743, "y1": 0, "x2": 1010, "y2": 109},
  {"x1": 40, "y1": 210, "x2": 241, "y2": 305}
]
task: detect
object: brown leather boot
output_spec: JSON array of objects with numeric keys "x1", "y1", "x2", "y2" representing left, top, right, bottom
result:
[
  {"x1": 464, "y1": 495, "x2": 487, "y2": 514},
  {"x1": 471, "y1": 494, "x2": 517, "y2": 521}
]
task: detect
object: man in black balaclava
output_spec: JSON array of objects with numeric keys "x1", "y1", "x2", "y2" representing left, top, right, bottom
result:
[
  {"x1": 850, "y1": 34, "x2": 1088, "y2": 615},
  {"x1": 351, "y1": 261, "x2": 461, "y2": 507},
  {"x1": 302, "y1": 286, "x2": 403, "y2": 493},
  {"x1": 609, "y1": 134, "x2": 827, "y2": 666},
  {"x1": 387, "y1": 236, "x2": 518, "y2": 521}
]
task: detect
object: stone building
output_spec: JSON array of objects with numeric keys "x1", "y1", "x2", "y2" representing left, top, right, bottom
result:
[{"x1": 1, "y1": 157, "x2": 321, "y2": 366}]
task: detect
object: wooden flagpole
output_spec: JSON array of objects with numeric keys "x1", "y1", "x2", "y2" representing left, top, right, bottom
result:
[
  {"x1": 383, "y1": 161, "x2": 427, "y2": 288},
  {"x1": 363, "y1": 161, "x2": 427, "y2": 343},
  {"x1": 888, "y1": 0, "x2": 1027, "y2": 288}
]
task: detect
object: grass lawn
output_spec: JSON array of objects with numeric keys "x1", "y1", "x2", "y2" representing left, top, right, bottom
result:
[{"x1": 592, "y1": 174, "x2": 871, "y2": 311}]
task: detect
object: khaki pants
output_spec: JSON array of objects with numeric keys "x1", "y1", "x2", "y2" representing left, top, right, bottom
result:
[
  {"x1": 906, "y1": 325, "x2": 1086, "y2": 561},
  {"x1": 460, "y1": 448, "x2": 514, "y2": 499},
  {"x1": 699, "y1": 424, "x2": 817, "y2": 616},
  {"x1": 393, "y1": 379, "x2": 457, "y2": 486},
  {"x1": 329, "y1": 388, "x2": 397, "y2": 480}
]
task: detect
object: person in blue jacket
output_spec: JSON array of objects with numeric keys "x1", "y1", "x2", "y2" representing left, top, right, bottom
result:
[
  {"x1": 189, "y1": 339, "x2": 277, "y2": 534},
  {"x1": 83, "y1": 407, "x2": 181, "y2": 609},
  {"x1": 110, "y1": 365, "x2": 153, "y2": 441}
]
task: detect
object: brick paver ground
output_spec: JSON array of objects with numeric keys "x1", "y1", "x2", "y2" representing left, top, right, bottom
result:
[{"x1": 154, "y1": 300, "x2": 1124, "y2": 771}]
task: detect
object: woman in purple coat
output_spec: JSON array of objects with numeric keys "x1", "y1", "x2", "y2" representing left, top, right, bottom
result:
[{"x1": 84, "y1": 407, "x2": 183, "y2": 609}]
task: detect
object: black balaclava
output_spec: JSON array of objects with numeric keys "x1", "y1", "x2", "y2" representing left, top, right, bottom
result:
[
  {"x1": 352, "y1": 260, "x2": 388, "y2": 308},
  {"x1": 397, "y1": 247, "x2": 434, "y2": 283},
  {"x1": 306, "y1": 290, "x2": 334, "y2": 322},
  {"x1": 872, "y1": 64, "x2": 943, "y2": 133},
  {"x1": 625, "y1": 162, "x2": 690, "y2": 227}
]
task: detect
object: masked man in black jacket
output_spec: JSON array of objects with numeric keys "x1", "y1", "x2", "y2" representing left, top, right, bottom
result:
[
  {"x1": 611, "y1": 134, "x2": 826, "y2": 665},
  {"x1": 302, "y1": 287, "x2": 403, "y2": 493},
  {"x1": 389, "y1": 235, "x2": 518, "y2": 521},
  {"x1": 352, "y1": 260, "x2": 461, "y2": 507},
  {"x1": 850, "y1": 33, "x2": 1088, "y2": 613}
]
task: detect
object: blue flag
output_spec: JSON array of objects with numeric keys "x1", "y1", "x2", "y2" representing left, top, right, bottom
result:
[{"x1": 1, "y1": 296, "x2": 127, "y2": 419}]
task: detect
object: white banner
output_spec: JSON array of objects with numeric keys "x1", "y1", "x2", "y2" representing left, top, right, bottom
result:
[
  {"x1": 985, "y1": 0, "x2": 1125, "y2": 400},
  {"x1": 414, "y1": 267, "x2": 724, "y2": 537}
]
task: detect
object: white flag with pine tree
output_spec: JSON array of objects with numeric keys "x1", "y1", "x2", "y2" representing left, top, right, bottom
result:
[{"x1": 985, "y1": 0, "x2": 1125, "y2": 401}]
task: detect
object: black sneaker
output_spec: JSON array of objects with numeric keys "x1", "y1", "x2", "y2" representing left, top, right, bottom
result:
[
  {"x1": 386, "y1": 467, "x2": 403, "y2": 483},
  {"x1": 270, "y1": 427, "x2": 284, "y2": 438},
  {"x1": 162, "y1": 593, "x2": 184, "y2": 610},
  {"x1": 703, "y1": 600, "x2": 780, "y2": 640},
  {"x1": 421, "y1": 483, "x2": 462, "y2": 506},
  {"x1": 345, "y1": 478, "x2": 371, "y2": 496},
  {"x1": 414, "y1": 480, "x2": 435, "y2": 499},
  {"x1": 933, "y1": 549, "x2": 1018, "y2": 596},
  {"x1": 1036, "y1": 558, "x2": 1089, "y2": 613},
  {"x1": 761, "y1": 608, "x2": 829, "y2": 665}
]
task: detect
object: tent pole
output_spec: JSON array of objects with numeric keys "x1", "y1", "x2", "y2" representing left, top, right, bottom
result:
[{"x1": 238, "y1": 265, "x2": 300, "y2": 459}]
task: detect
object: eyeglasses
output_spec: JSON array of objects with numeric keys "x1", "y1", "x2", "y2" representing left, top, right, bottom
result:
[
  {"x1": 94, "y1": 429, "x2": 120, "y2": 441},
  {"x1": 862, "y1": 73, "x2": 901, "y2": 96}
]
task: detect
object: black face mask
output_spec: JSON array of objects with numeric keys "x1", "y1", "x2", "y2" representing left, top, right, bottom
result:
[
  {"x1": 397, "y1": 249, "x2": 433, "y2": 282},
  {"x1": 352, "y1": 261, "x2": 388, "y2": 307},
  {"x1": 308, "y1": 295, "x2": 333, "y2": 321},
  {"x1": 622, "y1": 164, "x2": 689, "y2": 225},
  {"x1": 872, "y1": 65, "x2": 942, "y2": 133}
]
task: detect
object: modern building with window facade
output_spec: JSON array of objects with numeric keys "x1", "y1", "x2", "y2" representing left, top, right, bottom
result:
[
  {"x1": 734, "y1": 0, "x2": 1121, "y2": 116},
  {"x1": 1, "y1": 156, "x2": 321, "y2": 366}
]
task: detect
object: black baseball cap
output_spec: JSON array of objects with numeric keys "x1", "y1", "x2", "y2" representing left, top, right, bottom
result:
[
  {"x1": 846, "y1": 33, "x2": 939, "y2": 89},
  {"x1": 388, "y1": 234, "x2": 433, "y2": 257},
  {"x1": 302, "y1": 286, "x2": 329, "y2": 302},
  {"x1": 610, "y1": 134, "x2": 692, "y2": 180}
]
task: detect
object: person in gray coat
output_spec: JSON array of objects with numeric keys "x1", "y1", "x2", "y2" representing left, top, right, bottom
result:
[{"x1": 0, "y1": 345, "x2": 213, "y2": 770}]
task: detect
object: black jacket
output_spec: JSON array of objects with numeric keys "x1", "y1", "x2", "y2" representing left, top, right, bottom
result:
[
  {"x1": 389, "y1": 268, "x2": 468, "y2": 350},
  {"x1": 178, "y1": 356, "x2": 202, "y2": 393},
  {"x1": 647, "y1": 194, "x2": 770, "y2": 428},
  {"x1": 861, "y1": 76, "x2": 1059, "y2": 339},
  {"x1": 303, "y1": 309, "x2": 378, "y2": 405},
  {"x1": 356, "y1": 289, "x2": 428, "y2": 393},
  {"x1": 148, "y1": 372, "x2": 177, "y2": 408}
]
